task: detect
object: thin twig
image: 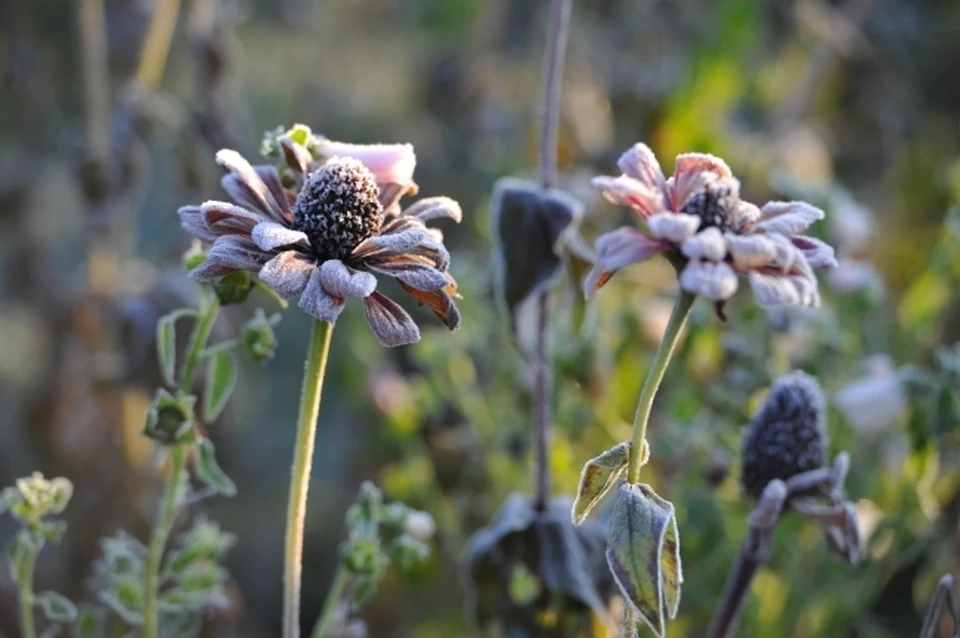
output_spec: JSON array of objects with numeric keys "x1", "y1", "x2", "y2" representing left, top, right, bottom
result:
[
  {"x1": 134, "y1": 0, "x2": 184, "y2": 94},
  {"x1": 531, "y1": 0, "x2": 574, "y2": 513}
]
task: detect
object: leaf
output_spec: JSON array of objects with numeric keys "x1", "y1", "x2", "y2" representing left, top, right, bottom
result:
[
  {"x1": 930, "y1": 381, "x2": 959, "y2": 435},
  {"x1": 572, "y1": 441, "x2": 646, "y2": 525},
  {"x1": 490, "y1": 178, "x2": 584, "y2": 333},
  {"x1": 202, "y1": 351, "x2": 237, "y2": 423},
  {"x1": 605, "y1": 483, "x2": 683, "y2": 638},
  {"x1": 156, "y1": 308, "x2": 195, "y2": 388},
  {"x1": 34, "y1": 590, "x2": 78, "y2": 623},
  {"x1": 73, "y1": 608, "x2": 105, "y2": 638},
  {"x1": 0, "y1": 486, "x2": 17, "y2": 516},
  {"x1": 194, "y1": 439, "x2": 237, "y2": 497}
]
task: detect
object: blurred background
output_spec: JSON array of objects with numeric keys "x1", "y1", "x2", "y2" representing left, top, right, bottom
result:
[{"x1": 1, "y1": 0, "x2": 960, "y2": 636}]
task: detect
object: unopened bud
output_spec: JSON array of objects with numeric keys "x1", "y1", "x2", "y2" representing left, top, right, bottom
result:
[
  {"x1": 212, "y1": 270, "x2": 255, "y2": 305},
  {"x1": 241, "y1": 309, "x2": 280, "y2": 364},
  {"x1": 402, "y1": 510, "x2": 436, "y2": 543},
  {"x1": 144, "y1": 389, "x2": 197, "y2": 445}
]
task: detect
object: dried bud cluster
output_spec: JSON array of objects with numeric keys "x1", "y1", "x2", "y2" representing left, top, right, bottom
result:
[
  {"x1": 741, "y1": 371, "x2": 827, "y2": 500},
  {"x1": 292, "y1": 157, "x2": 384, "y2": 259}
]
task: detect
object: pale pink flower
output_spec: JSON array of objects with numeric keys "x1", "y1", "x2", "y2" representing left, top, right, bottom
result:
[
  {"x1": 585, "y1": 143, "x2": 837, "y2": 308},
  {"x1": 180, "y1": 146, "x2": 461, "y2": 347}
]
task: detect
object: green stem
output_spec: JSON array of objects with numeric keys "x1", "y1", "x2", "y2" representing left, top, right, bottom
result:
[
  {"x1": 310, "y1": 566, "x2": 350, "y2": 638},
  {"x1": 143, "y1": 295, "x2": 221, "y2": 638},
  {"x1": 18, "y1": 546, "x2": 37, "y2": 638},
  {"x1": 626, "y1": 291, "x2": 696, "y2": 484},
  {"x1": 284, "y1": 319, "x2": 335, "y2": 638}
]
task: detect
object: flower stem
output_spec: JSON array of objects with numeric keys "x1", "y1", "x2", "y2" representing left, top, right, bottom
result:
[
  {"x1": 538, "y1": 0, "x2": 573, "y2": 190},
  {"x1": 532, "y1": 291, "x2": 552, "y2": 512},
  {"x1": 626, "y1": 291, "x2": 696, "y2": 484},
  {"x1": 134, "y1": 0, "x2": 183, "y2": 93},
  {"x1": 143, "y1": 295, "x2": 221, "y2": 638},
  {"x1": 706, "y1": 528, "x2": 774, "y2": 638},
  {"x1": 17, "y1": 544, "x2": 37, "y2": 638},
  {"x1": 310, "y1": 566, "x2": 350, "y2": 638},
  {"x1": 284, "y1": 319, "x2": 335, "y2": 638}
]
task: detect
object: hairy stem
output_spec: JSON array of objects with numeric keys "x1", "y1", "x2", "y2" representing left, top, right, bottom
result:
[
  {"x1": 17, "y1": 544, "x2": 37, "y2": 638},
  {"x1": 531, "y1": 0, "x2": 573, "y2": 512},
  {"x1": 284, "y1": 319, "x2": 336, "y2": 638},
  {"x1": 538, "y1": 0, "x2": 573, "y2": 190},
  {"x1": 706, "y1": 529, "x2": 774, "y2": 638},
  {"x1": 626, "y1": 291, "x2": 695, "y2": 483},
  {"x1": 143, "y1": 295, "x2": 221, "y2": 638},
  {"x1": 310, "y1": 566, "x2": 350, "y2": 638}
]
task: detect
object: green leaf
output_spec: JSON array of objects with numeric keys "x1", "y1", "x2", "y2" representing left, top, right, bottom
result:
[
  {"x1": 194, "y1": 439, "x2": 237, "y2": 497},
  {"x1": 202, "y1": 351, "x2": 237, "y2": 423},
  {"x1": 930, "y1": 381, "x2": 959, "y2": 435},
  {"x1": 0, "y1": 486, "x2": 18, "y2": 516},
  {"x1": 34, "y1": 590, "x2": 78, "y2": 623},
  {"x1": 605, "y1": 482, "x2": 682, "y2": 638},
  {"x1": 572, "y1": 441, "x2": 645, "y2": 525},
  {"x1": 73, "y1": 608, "x2": 105, "y2": 638},
  {"x1": 156, "y1": 309, "x2": 195, "y2": 388}
]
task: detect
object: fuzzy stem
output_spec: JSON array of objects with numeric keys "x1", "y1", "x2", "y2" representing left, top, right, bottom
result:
[
  {"x1": 17, "y1": 544, "x2": 37, "y2": 638},
  {"x1": 143, "y1": 295, "x2": 221, "y2": 638},
  {"x1": 538, "y1": 0, "x2": 573, "y2": 190},
  {"x1": 706, "y1": 529, "x2": 774, "y2": 638},
  {"x1": 532, "y1": 291, "x2": 552, "y2": 512},
  {"x1": 284, "y1": 319, "x2": 336, "y2": 638},
  {"x1": 310, "y1": 566, "x2": 351, "y2": 638},
  {"x1": 626, "y1": 291, "x2": 695, "y2": 483}
]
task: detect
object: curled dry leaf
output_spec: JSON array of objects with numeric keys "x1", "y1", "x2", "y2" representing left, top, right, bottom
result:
[{"x1": 572, "y1": 440, "x2": 649, "y2": 525}]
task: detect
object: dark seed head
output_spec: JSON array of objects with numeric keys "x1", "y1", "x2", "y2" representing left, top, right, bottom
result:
[
  {"x1": 680, "y1": 178, "x2": 740, "y2": 232},
  {"x1": 741, "y1": 370, "x2": 828, "y2": 500},
  {"x1": 292, "y1": 158, "x2": 384, "y2": 259}
]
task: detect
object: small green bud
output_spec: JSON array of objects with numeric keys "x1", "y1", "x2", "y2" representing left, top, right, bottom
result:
[
  {"x1": 212, "y1": 270, "x2": 256, "y2": 306},
  {"x1": 387, "y1": 535, "x2": 430, "y2": 570},
  {"x1": 183, "y1": 240, "x2": 207, "y2": 272},
  {"x1": 341, "y1": 537, "x2": 384, "y2": 576},
  {"x1": 260, "y1": 123, "x2": 315, "y2": 158},
  {"x1": 241, "y1": 309, "x2": 280, "y2": 364},
  {"x1": 144, "y1": 389, "x2": 197, "y2": 445}
]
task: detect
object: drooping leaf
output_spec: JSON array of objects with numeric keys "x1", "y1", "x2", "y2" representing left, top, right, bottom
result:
[
  {"x1": 194, "y1": 439, "x2": 237, "y2": 497},
  {"x1": 34, "y1": 590, "x2": 78, "y2": 623},
  {"x1": 490, "y1": 178, "x2": 584, "y2": 333},
  {"x1": 156, "y1": 308, "x2": 195, "y2": 388},
  {"x1": 605, "y1": 482, "x2": 683, "y2": 638},
  {"x1": 572, "y1": 441, "x2": 647, "y2": 525},
  {"x1": 202, "y1": 351, "x2": 237, "y2": 423}
]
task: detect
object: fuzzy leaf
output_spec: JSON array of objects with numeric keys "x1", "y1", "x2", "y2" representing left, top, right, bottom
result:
[
  {"x1": 572, "y1": 441, "x2": 647, "y2": 525},
  {"x1": 0, "y1": 486, "x2": 17, "y2": 516},
  {"x1": 156, "y1": 308, "x2": 194, "y2": 388},
  {"x1": 491, "y1": 178, "x2": 583, "y2": 332},
  {"x1": 202, "y1": 351, "x2": 237, "y2": 423},
  {"x1": 606, "y1": 483, "x2": 682, "y2": 638},
  {"x1": 34, "y1": 590, "x2": 78, "y2": 623},
  {"x1": 194, "y1": 439, "x2": 237, "y2": 497},
  {"x1": 74, "y1": 608, "x2": 105, "y2": 638}
]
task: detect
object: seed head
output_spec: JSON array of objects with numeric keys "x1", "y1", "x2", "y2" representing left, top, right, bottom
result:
[
  {"x1": 741, "y1": 371, "x2": 828, "y2": 500},
  {"x1": 680, "y1": 179, "x2": 740, "y2": 232},
  {"x1": 293, "y1": 157, "x2": 384, "y2": 259}
]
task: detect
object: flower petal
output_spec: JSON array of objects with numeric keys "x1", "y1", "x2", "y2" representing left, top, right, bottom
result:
[
  {"x1": 178, "y1": 205, "x2": 218, "y2": 241},
  {"x1": 315, "y1": 140, "x2": 417, "y2": 190},
  {"x1": 583, "y1": 227, "x2": 666, "y2": 298},
  {"x1": 617, "y1": 143, "x2": 666, "y2": 192},
  {"x1": 755, "y1": 201, "x2": 825, "y2": 235},
  {"x1": 791, "y1": 235, "x2": 838, "y2": 269},
  {"x1": 681, "y1": 227, "x2": 726, "y2": 261},
  {"x1": 726, "y1": 234, "x2": 778, "y2": 270},
  {"x1": 398, "y1": 281, "x2": 461, "y2": 330},
  {"x1": 592, "y1": 175, "x2": 664, "y2": 218},
  {"x1": 319, "y1": 259, "x2": 377, "y2": 299},
  {"x1": 251, "y1": 221, "x2": 308, "y2": 251},
  {"x1": 679, "y1": 260, "x2": 738, "y2": 300},
  {"x1": 352, "y1": 228, "x2": 429, "y2": 260},
  {"x1": 299, "y1": 269, "x2": 346, "y2": 323},
  {"x1": 647, "y1": 212, "x2": 700, "y2": 243},
  {"x1": 748, "y1": 271, "x2": 820, "y2": 307},
  {"x1": 258, "y1": 251, "x2": 314, "y2": 298},
  {"x1": 280, "y1": 137, "x2": 315, "y2": 176},
  {"x1": 216, "y1": 149, "x2": 287, "y2": 221},
  {"x1": 363, "y1": 291, "x2": 421, "y2": 347},
  {"x1": 671, "y1": 152, "x2": 733, "y2": 207},
  {"x1": 201, "y1": 200, "x2": 265, "y2": 226},
  {"x1": 402, "y1": 196, "x2": 463, "y2": 223},
  {"x1": 189, "y1": 235, "x2": 263, "y2": 280},
  {"x1": 366, "y1": 256, "x2": 449, "y2": 291}
]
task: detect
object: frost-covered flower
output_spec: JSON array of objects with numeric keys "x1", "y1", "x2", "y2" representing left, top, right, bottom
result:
[
  {"x1": 584, "y1": 143, "x2": 837, "y2": 308},
  {"x1": 180, "y1": 144, "x2": 462, "y2": 347},
  {"x1": 834, "y1": 355, "x2": 905, "y2": 435}
]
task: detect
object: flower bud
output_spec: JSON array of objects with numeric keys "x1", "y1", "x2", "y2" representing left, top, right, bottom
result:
[
  {"x1": 402, "y1": 510, "x2": 436, "y2": 543},
  {"x1": 144, "y1": 389, "x2": 197, "y2": 445},
  {"x1": 182, "y1": 240, "x2": 207, "y2": 272},
  {"x1": 241, "y1": 309, "x2": 280, "y2": 364},
  {"x1": 212, "y1": 270, "x2": 255, "y2": 305},
  {"x1": 741, "y1": 371, "x2": 827, "y2": 500}
]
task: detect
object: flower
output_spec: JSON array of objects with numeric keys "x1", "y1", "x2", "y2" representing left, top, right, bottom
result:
[
  {"x1": 833, "y1": 355, "x2": 905, "y2": 435},
  {"x1": 180, "y1": 143, "x2": 462, "y2": 347},
  {"x1": 740, "y1": 370, "x2": 827, "y2": 500},
  {"x1": 584, "y1": 143, "x2": 838, "y2": 308}
]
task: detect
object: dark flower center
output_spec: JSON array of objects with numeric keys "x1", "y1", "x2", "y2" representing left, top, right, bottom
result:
[
  {"x1": 680, "y1": 179, "x2": 739, "y2": 232},
  {"x1": 292, "y1": 158, "x2": 384, "y2": 260}
]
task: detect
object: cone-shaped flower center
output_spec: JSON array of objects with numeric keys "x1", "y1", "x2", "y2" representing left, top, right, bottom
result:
[
  {"x1": 292, "y1": 157, "x2": 384, "y2": 259},
  {"x1": 741, "y1": 371, "x2": 827, "y2": 500},
  {"x1": 680, "y1": 180, "x2": 739, "y2": 232}
]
